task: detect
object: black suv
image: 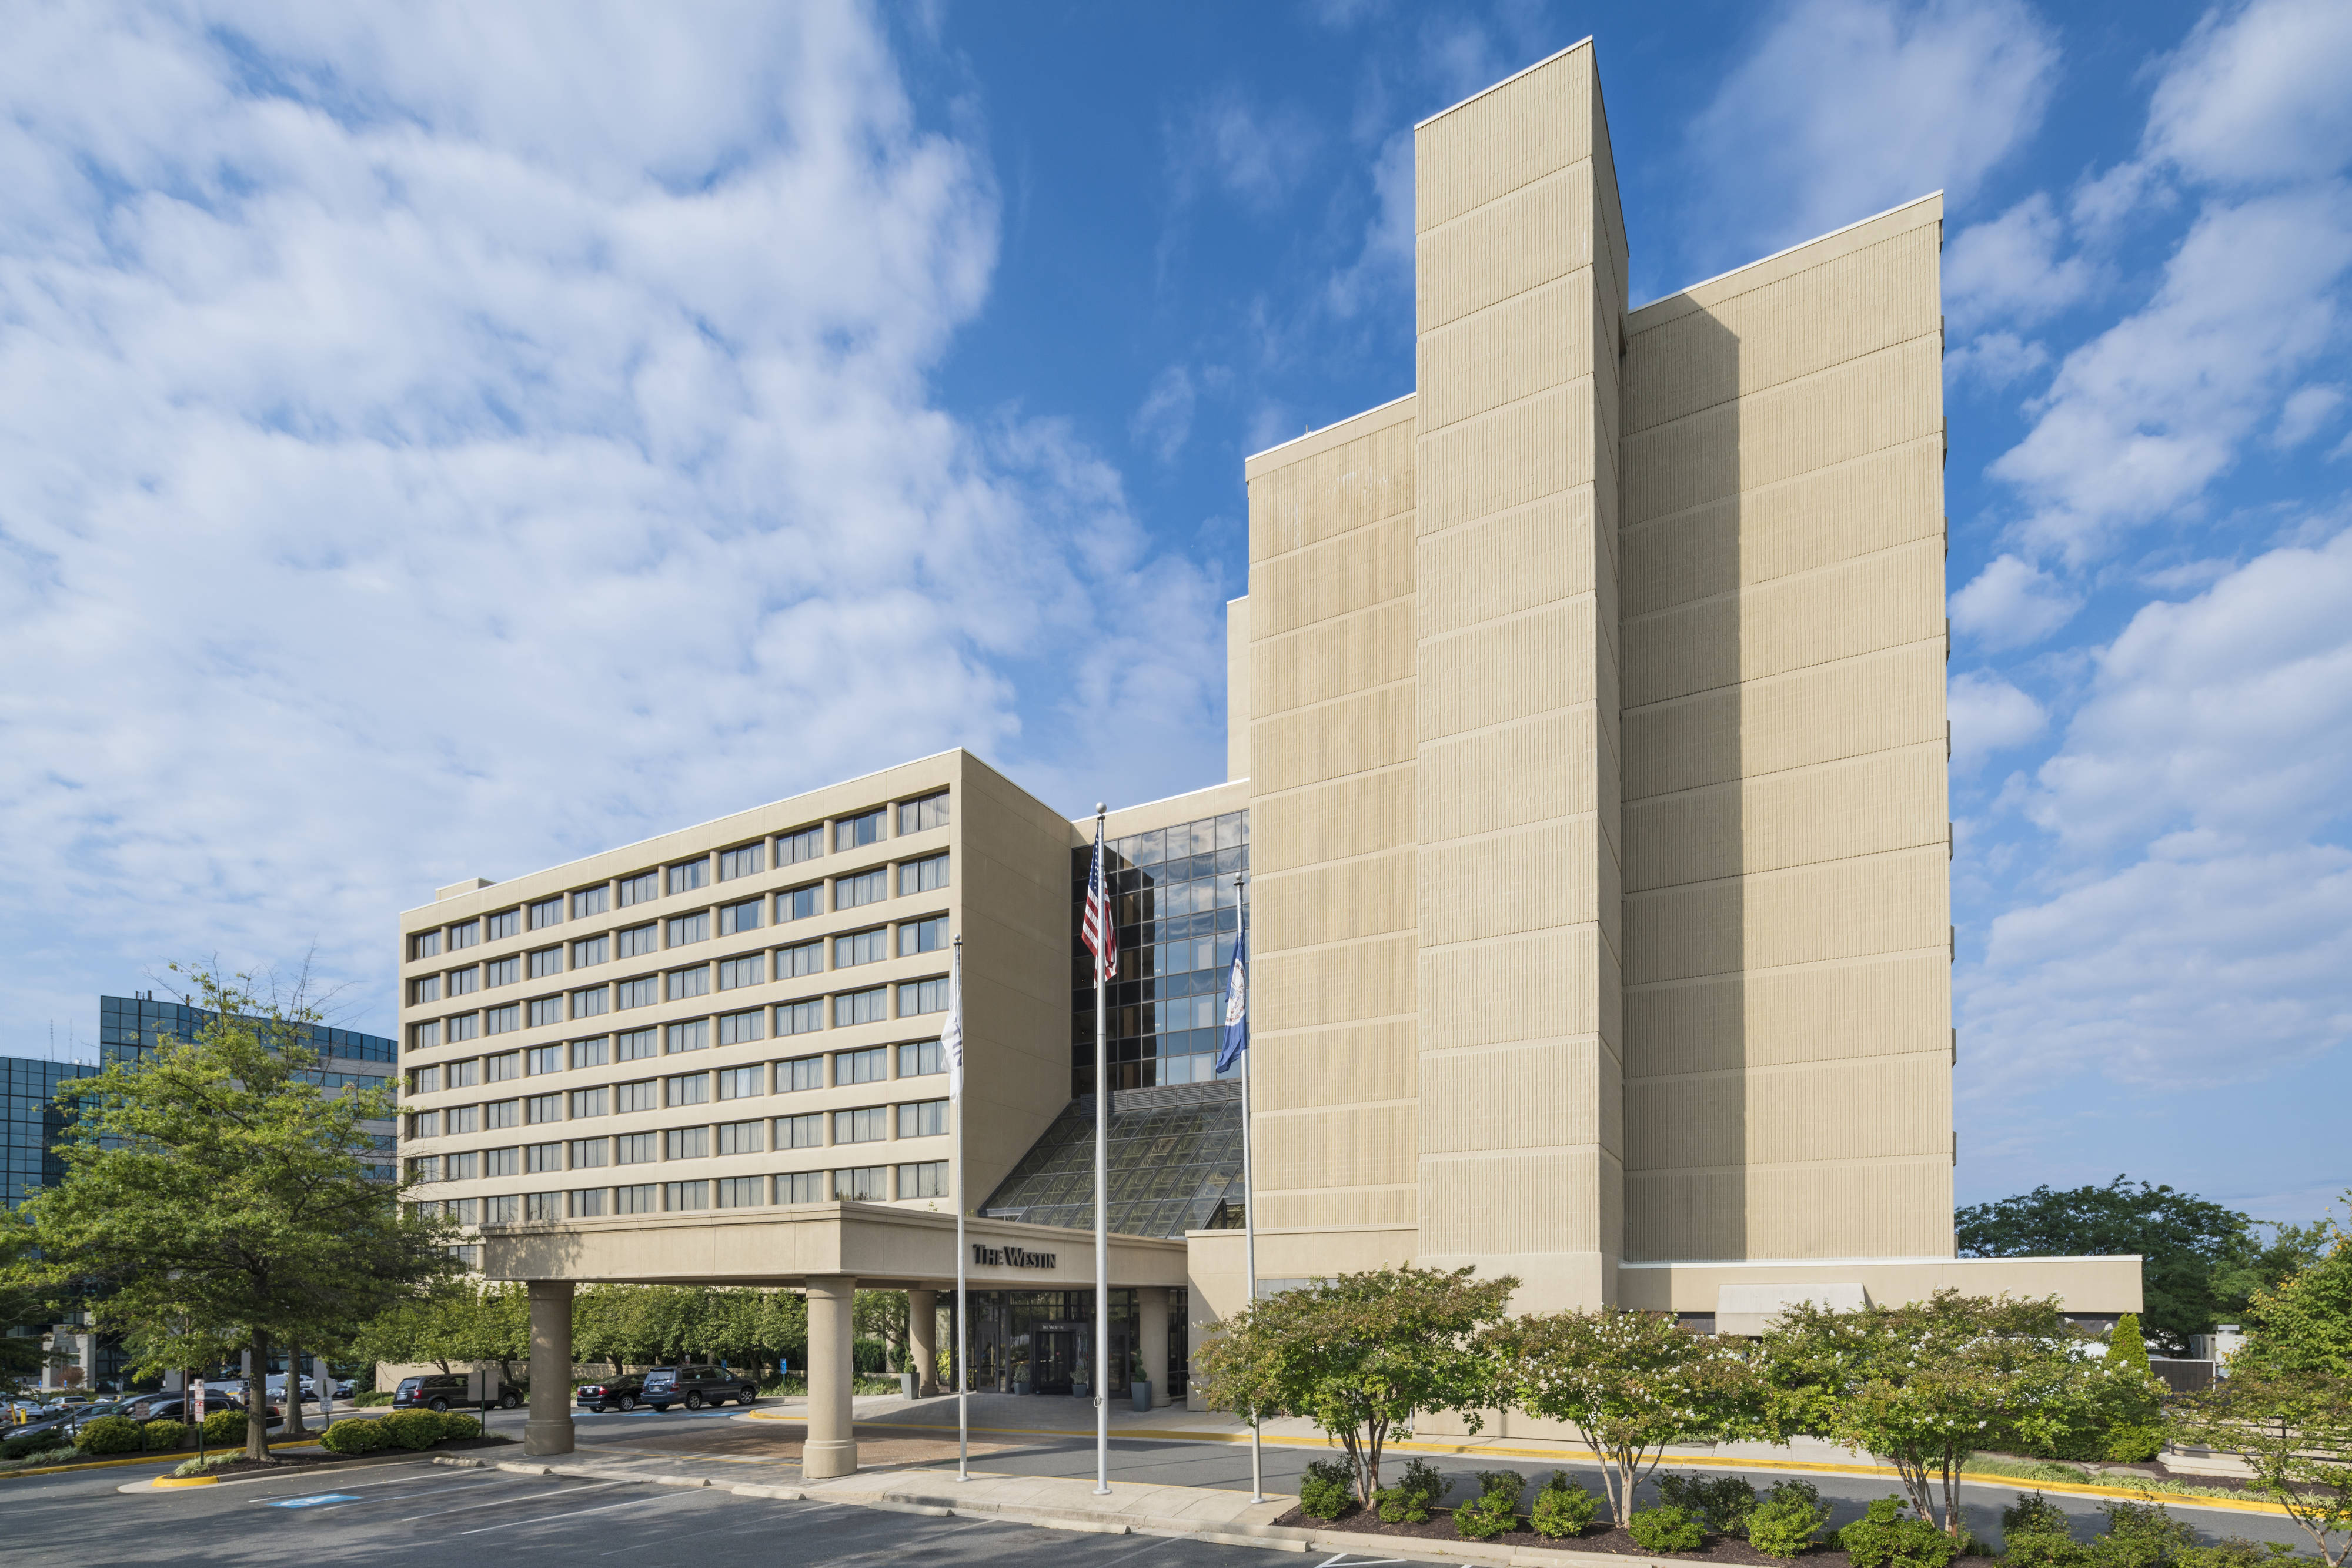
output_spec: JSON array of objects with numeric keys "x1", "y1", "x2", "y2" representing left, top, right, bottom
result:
[
  {"x1": 393, "y1": 1373, "x2": 521, "y2": 1412},
  {"x1": 574, "y1": 1374, "x2": 648, "y2": 1413},
  {"x1": 639, "y1": 1365, "x2": 757, "y2": 1411}
]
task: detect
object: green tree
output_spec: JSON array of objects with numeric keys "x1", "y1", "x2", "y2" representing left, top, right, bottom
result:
[
  {"x1": 19, "y1": 965, "x2": 454, "y2": 1459},
  {"x1": 1489, "y1": 1309, "x2": 1769, "y2": 1527},
  {"x1": 0, "y1": 1209, "x2": 71, "y2": 1392},
  {"x1": 1760, "y1": 1291, "x2": 2109, "y2": 1537},
  {"x1": 2236, "y1": 1196, "x2": 2352, "y2": 1379},
  {"x1": 2169, "y1": 1369, "x2": 2352, "y2": 1566},
  {"x1": 854, "y1": 1289, "x2": 908, "y2": 1372},
  {"x1": 1194, "y1": 1265, "x2": 1518, "y2": 1503},
  {"x1": 352, "y1": 1279, "x2": 528, "y2": 1385}
]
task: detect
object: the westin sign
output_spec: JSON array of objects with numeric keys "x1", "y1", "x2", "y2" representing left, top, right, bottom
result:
[{"x1": 972, "y1": 1243, "x2": 1057, "y2": 1268}]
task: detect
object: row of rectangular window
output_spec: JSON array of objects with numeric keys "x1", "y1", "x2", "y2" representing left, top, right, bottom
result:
[
  {"x1": 402, "y1": 1102, "x2": 947, "y2": 1175},
  {"x1": 405, "y1": 795, "x2": 952, "y2": 960},
  {"x1": 410, "y1": 1161, "x2": 948, "y2": 1223},
  {"x1": 405, "y1": 913, "x2": 950, "y2": 1005},
  {"x1": 405, "y1": 1038, "x2": 949, "y2": 1105},
  {"x1": 405, "y1": 970, "x2": 951, "y2": 1052}
]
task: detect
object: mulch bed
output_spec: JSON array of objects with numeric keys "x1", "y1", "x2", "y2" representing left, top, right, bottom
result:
[
  {"x1": 1272, "y1": 1505, "x2": 1854, "y2": 1563},
  {"x1": 161, "y1": 1434, "x2": 514, "y2": 1477}
]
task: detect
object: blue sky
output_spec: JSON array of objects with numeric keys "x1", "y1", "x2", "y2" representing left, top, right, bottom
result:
[{"x1": 2, "y1": 1, "x2": 2345, "y2": 1226}]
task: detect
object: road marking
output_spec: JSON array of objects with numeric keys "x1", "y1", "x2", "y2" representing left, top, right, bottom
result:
[
  {"x1": 265, "y1": 1493, "x2": 360, "y2": 1509},
  {"x1": 400, "y1": 1480, "x2": 621, "y2": 1522},
  {"x1": 460, "y1": 1488, "x2": 697, "y2": 1535},
  {"x1": 1314, "y1": 1556, "x2": 1408, "y2": 1567},
  {"x1": 1087, "y1": 1536, "x2": 1174, "y2": 1568}
]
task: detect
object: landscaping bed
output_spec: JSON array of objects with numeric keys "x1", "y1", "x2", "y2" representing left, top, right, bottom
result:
[
  {"x1": 172, "y1": 1435, "x2": 512, "y2": 1478},
  {"x1": 1274, "y1": 1505, "x2": 1856, "y2": 1564}
]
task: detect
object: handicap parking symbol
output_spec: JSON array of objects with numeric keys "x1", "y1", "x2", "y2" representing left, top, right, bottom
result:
[{"x1": 266, "y1": 1493, "x2": 360, "y2": 1509}]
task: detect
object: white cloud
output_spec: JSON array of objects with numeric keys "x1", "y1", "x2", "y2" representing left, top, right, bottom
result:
[
  {"x1": 1950, "y1": 553, "x2": 2082, "y2": 648},
  {"x1": 1948, "y1": 669, "x2": 2047, "y2": 769},
  {"x1": 1175, "y1": 92, "x2": 1320, "y2": 212},
  {"x1": 1327, "y1": 132, "x2": 1414, "y2": 319},
  {"x1": 1944, "y1": 193, "x2": 2096, "y2": 330},
  {"x1": 1944, "y1": 330, "x2": 2049, "y2": 392},
  {"x1": 1130, "y1": 365, "x2": 1197, "y2": 464},
  {"x1": 1684, "y1": 0, "x2": 2058, "y2": 267},
  {"x1": 2144, "y1": 0, "x2": 2352, "y2": 186},
  {"x1": 2272, "y1": 383, "x2": 2347, "y2": 449},
  {"x1": 0, "y1": 4, "x2": 1228, "y2": 1049}
]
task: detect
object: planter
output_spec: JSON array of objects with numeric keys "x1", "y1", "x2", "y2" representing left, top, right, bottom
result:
[
  {"x1": 1013, "y1": 1379, "x2": 1030, "y2": 1396},
  {"x1": 1131, "y1": 1380, "x2": 1152, "y2": 1412},
  {"x1": 1073, "y1": 1382, "x2": 1090, "y2": 1399}
]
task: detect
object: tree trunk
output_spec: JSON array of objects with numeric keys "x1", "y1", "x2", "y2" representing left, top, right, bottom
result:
[
  {"x1": 246, "y1": 1330, "x2": 270, "y2": 1462},
  {"x1": 282, "y1": 1343, "x2": 308, "y2": 1437}
]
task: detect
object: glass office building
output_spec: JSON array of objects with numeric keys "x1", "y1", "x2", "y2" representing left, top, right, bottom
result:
[{"x1": 1, "y1": 1057, "x2": 96, "y2": 1211}]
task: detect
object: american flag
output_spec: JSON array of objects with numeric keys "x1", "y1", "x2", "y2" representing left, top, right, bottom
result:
[{"x1": 1081, "y1": 817, "x2": 1118, "y2": 978}]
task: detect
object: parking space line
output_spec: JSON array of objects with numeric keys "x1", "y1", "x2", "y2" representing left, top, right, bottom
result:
[
  {"x1": 460, "y1": 1487, "x2": 699, "y2": 1535},
  {"x1": 395, "y1": 1479, "x2": 621, "y2": 1522}
]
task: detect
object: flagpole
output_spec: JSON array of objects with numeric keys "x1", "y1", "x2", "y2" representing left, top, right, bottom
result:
[
  {"x1": 952, "y1": 937, "x2": 969, "y2": 1483},
  {"x1": 1093, "y1": 805, "x2": 1111, "y2": 1496},
  {"x1": 1236, "y1": 871, "x2": 1262, "y2": 1503}
]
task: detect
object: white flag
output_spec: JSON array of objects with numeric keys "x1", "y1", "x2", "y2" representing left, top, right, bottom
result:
[{"x1": 941, "y1": 942, "x2": 964, "y2": 1099}]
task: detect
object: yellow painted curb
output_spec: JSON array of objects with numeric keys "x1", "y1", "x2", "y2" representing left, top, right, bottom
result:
[
  {"x1": 0, "y1": 1435, "x2": 325, "y2": 1481},
  {"x1": 151, "y1": 1474, "x2": 219, "y2": 1488}
]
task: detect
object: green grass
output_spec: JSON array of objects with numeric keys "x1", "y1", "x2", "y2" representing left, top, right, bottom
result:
[{"x1": 1961, "y1": 1455, "x2": 2258, "y2": 1505}]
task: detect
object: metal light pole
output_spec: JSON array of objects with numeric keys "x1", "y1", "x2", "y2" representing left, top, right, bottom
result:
[
  {"x1": 1237, "y1": 871, "x2": 1262, "y2": 1503},
  {"x1": 1093, "y1": 805, "x2": 1111, "y2": 1496}
]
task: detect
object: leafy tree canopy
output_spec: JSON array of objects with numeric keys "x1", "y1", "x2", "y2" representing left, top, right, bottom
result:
[
  {"x1": 2236, "y1": 1194, "x2": 2352, "y2": 1380},
  {"x1": 2170, "y1": 1368, "x2": 2352, "y2": 1566}
]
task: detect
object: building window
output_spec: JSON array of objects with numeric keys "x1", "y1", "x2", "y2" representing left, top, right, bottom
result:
[
  {"x1": 898, "y1": 977, "x2": 948, "y2": 1017},
  {"x1": 834, "y1": 808, "x2": 885, "y2": 851},
  {"x1": 719, "y1": 898, "x2": 761, "y2": 937},
  {"x1": 833, "y1": 928, "x2": 887, "y2": 968},
  {"x1": 898, "y1": 1099, "x2": 948, "y2": 1138},
  {"x1": 898, "y1": 916, "x2": 948, "y2": 957},
  {"x1": 777, "y1": 825, "x2": 823, "y2": 865},
  {"x1": 486, "y1": 910, "x2": 521, "y2": 942},
  {"x1": 569, "y1": 1138, "x2": 608, "y2": 1169},
  {"x1": 778, "y1": 1055, "x2": 823, "y2": 1093},
  {"x1": 617, "y1": 1132, "x2": 657, "y2": 1164},
  {"x1": 898, "y1": 1161, "x2": 949, "y2": 1198},
  {"x1": 486, "y1": 1148, "x2": 520, "y2": 1178},
  {"x1": 898, "y1": 792, "x2": 949, "y2": 835},
  {"x1": 667, "y1": 911, "x2": 709, "y2": 947},
  {"x1": 618, "y1": 871, "x2": 659, "y2": 907},
  {"x1": 836, "y1": 869, "x2": 887, "y2": 910},
  {"x1": 447, "y1": 1106, "x2": 479, "y2": 1135},
  {"x1": 777, "y1": 1112, "x2": 823, "y2": 1149},
  {"x1": 616, "y1": 1028, "x2": 657, "y2": 1063},
  {"x1": 834, "y1": 1166, "x2": 885, "y2": 1201},
  {"x1": 449, "y1": 920, "x2": 481, "y2": 950},
  {"x1": 617, "y1": 923, "x2": 658, "y2": 959},
  {"x1": 573, "y1": 886, "x2": 609, "y2": 919},
  {"x1": 777, "y1": 939, "x2": 822, "y2": 978},
  {"x1": 572, "y1": 934, "x2": 609, "y2": 968},
  {"x1": 777, "y1": 885, "x2": 821, "y2": 922},
  {"x1": 836, "y1": 1045, "x2": 887, "y2": 1084},
  {"x1": 486, "y1": 1004, "x2": 521, "y2": 1035},
  {"x1": 777, "y1": 999, "x2": 824, "y2": 1037},
  {"x1": 486, "y1": 1100, "x2": 520, "y2": 1131},
  {"x1": 666, "y1": 1019, "x2": 709, "y2": 1054},
  {"x1": 528, "y1": 897, "x2": 563, "y2": 931},
  {"x1": 616, "y1": 976, "x2": 657, "y2": 1010},
  {"x1": 667, "y1": 860, "x2": 709, "y2": 896},
  {"x1": 409, "y1": 1021, "x2": 442, "y2": 1052},
  {"x1": 571, "y1": 985, "x2": 608, "y2": 1018},
  {"x1": 486, "y1": 957, "x2": 521, "y2": 988},
  {"x1": 406, "y1": 1155, "x2": 442, "y2": 1182},
  {"x1": 407, "y1": 1111, "x2": 440, "y2": 1139},
  {"x1": 569, "y1": 1087, "x2": 607, "y2": 1118},
  {"x1": 526, "y1": 1142, "x2": 563, "y2": 1174},
  {"x1": 898, "y1": 1039, "x2": 944, "y2": 1078},
  {"x1": 570, "y1": 1038, "x2": 607, "y2": 1070},
  {"x1": 666, "y1": 1126, "x2": 709, "y2": 1160},
  {"x1": 410, "y1": 930, "x2": 443, "y2": 961},
  {"x1": 667, "y1": 1071, "x2": 710, "y2": 1106},
  {"x1": 617, "y1": 1081, "x2": 658, "y2": 1114},
  {"x1": 528, "y1": 947, "x2": 564, "y2": 980},
  {"x1": 571, "y1": 1188, "x2": 606, "y2": 1218},
  {"x1": 446, "y1": 1150, "x2": 479, "y2": 1180},
  {"x1": 527, "y1": 997, "x2": 564, "y2": 1029},
  {"x1": 718, "y1": 954, "x2": 764, "y2": 991},
  {"x1": 617, "y1": 1183, "x2": 656, "y2": 1214},
  {"x1": 484, "y1": 1193, "x2": 519, "y2": 1223},
  {"x1": 717, "y1": 1065, "x2": 763, "y2": 1100},
  {"x1": 410, "y1": 975, "x2": 442, "y2": 1005},
  {"x1": 524, "y1": 1192, "x2": 562, "y2": 1222},
  {"x1": 716, "y1": 1175, "x2": 763, "y2": 1208},
  {"x1": 664, "y1": 1181, "x2": 709, "y2": 1212},
  {"x1": 448, "y1": 1014, "x2": 482, "y2": 1043},
  {"x1": 486, "y1": 1051, "x2": 522, "y2": 1084},
  {"x1": 525, "y1": 1093, "x2": 563, "y2": 1125},
  {"x1": 449, "y1": 1059, "x2": 480, "y2": 1089},
  {"x1": 717, "y1": 1009, "x2": 763, "y2": 1047},
  {"x1": 719, "y1": 842, "x2": 764, "y2": 881},
  {"x1": 717, "y1": 1120, "x2": 761, "y2": 1156},
  {"x1": 526, "y1": 1045, "x2": 564, "y2": 1075},
  {"x1": 448, "y1": 966, "x2": 480, "y2": 996},
  {"x1": 667, "y1": 965, "x2": 709, "y2": 1001},
  {"x1": 779, "y1": 1171, "x2": 824, "y2": 1204},
  {"x1": 452, "y1": 1198, "x2": 482, "y2": 1226},
  {"x1": 898, "y1": 854, "x2": 949, "y2": 896},
  {"x1": 834, "y1": 988, "x2": 887, "y2": 1028},
  {"x1": 408, "y1": 1065, "x2": 442, "y2": 1095},
  {"x1": 833, "y1": 1106, "x2": 887, "y2": 1145}
]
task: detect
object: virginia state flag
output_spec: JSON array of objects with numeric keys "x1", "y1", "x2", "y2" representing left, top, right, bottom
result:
[{"x1": 1214, "y1": 927, "x2": 1248, "y2": 1074}]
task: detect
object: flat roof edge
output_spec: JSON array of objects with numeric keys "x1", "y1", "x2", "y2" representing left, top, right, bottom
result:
[
  {"x1": 1632, "y1": 190, "x2": 1943, "y2": 320},
  {"x1": 1621, "y1": 1252, "x2": 2141, "y2": 1268},
  {"x1": 1242, "y1": 390, "x2": 1416, "y2": 474},
  {"x1": 1414, "y1": 36, "x2": 1596, "y2": 131}
]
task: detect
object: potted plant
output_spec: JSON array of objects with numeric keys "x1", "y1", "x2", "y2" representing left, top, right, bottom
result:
[
  {"x1": 1131, "y1": 1350, "x2": 1152, "y2": 1412},
  {"x1": 1011, "y1": 1353, "x2": 1029, "y2": 1396}
]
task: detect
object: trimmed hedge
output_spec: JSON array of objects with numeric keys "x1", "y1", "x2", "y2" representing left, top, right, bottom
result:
[
  {"x1": 1530, "y1": 1472, "x2": 1600, "y2": 1540},
  {"x1": 78, "y1": 1415, "x2": 143, "y2": 1455},
  {"x1": 379, "y1": 1409, "x2": 445, "y2": 1450},
  {"x1": 1840, "y1": 1497, "x2": 1961, "y2": 1568},
  {"x1": 320, "y1": 1419, "x2": 392, "y2": 1455},
  {"x1": 439, "y1": 1412, "x2": 482, "y2": 1440},
  {"x1": 1453, "y1": 1471, "x2": 1522, "y2": 1541},
  {"x1": 1377, "y1": 1457, "x2": 1448, "y2": 1524},
  {"x1": 142, "y1": 1419, "x2": 190, "y2": 1452},
  {"x1": 2, "y1": 1427, "x2": 66, "y2": 1461},
  {"x1": 1298, "y1": 1459, "x2": 1354, "y2": 1520},
  {"x1": 1628, "y1": 1505, "x2": 1708, "y2": 1554},
  {"x1": 201, "y1": 1407, "x2": 249, "y2": 1445},
  {"x1": 1748, "y1": 1480, "x2": 1833, "y2": 1559}
]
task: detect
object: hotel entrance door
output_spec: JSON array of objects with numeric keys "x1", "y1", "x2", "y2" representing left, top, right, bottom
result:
[{"x1": 1032, "y1": 1328, "x2": 1075, "y2": 1395}]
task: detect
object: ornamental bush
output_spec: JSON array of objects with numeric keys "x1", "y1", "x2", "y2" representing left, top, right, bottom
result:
[
  {"x1": 1377, "y1": 1457, "x2": 1448, "y2": 1523},
  {"x1": 1530, "y1": 1471, "x2": 1601, "y2": 1539},
  {"x1": 439, "y1": 1412, "x2": 483, "y2": 1440},
  {"x1": 2086, "y1": 1501, "x2": 2194, "y2": 1568},
  {"x1": 319, "y1": 1419, "x2": 391, "y2": 1455},
  {"x1": 78, "y1": 1415, "x2": 142, "y2": 1455},
  {"x1": 1841, "y1": 1497, "x2": 1963, "y2": 1568},
  {"x1": 2, "y1": 1427, "x2": 66, "y2": 1460},
  {"x1": 379, "y1": 1409, "x2": 445, "y2": 1450},
  {"x1": 201, "y1": 1407, "x2": 248, "y2": 1445},
  {"x1": 1746, "y1": 1480, "x2": 1833, "y2": 1558},
  {"x1": 2170, "y1": 1541, "x2": 2276, "y2": 1568},
  {"x1": 142, "y1": 1418, "x2": 189, "y2": 1452},
  {"x1": 1299, "y1": 1459, "x2": 1355, "y2": 1520},
  {"x1": 2004, "y1": 1530, "x2": 2090, "y2": 1568},
  {"x1": 1452, "y1": 1472, "x2": 1522, "y2": 1541},
  {"x1": 1628, "y1": 1503, "x2": 1708, "y2": 1553},
  {"x1": 1658, "y1": 1472, "x2": 1759, "y2": 1535}
]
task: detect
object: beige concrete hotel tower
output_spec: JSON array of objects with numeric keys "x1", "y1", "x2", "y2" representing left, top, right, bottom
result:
[{"x1": 393, "y1": 37, "x2": 2137, "y2": 1467}]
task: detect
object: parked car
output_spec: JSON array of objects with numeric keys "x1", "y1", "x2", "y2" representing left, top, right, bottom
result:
[
  {"x1": 639, "y1": 1365, "x2": 757, "y2": 1412},
  {"x1": 392, "y1": 1373, "x2": 521, "y2": 1413},
  {"x1": 573, "y1": 1373, "x2": 648, "y2": 1413}
]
